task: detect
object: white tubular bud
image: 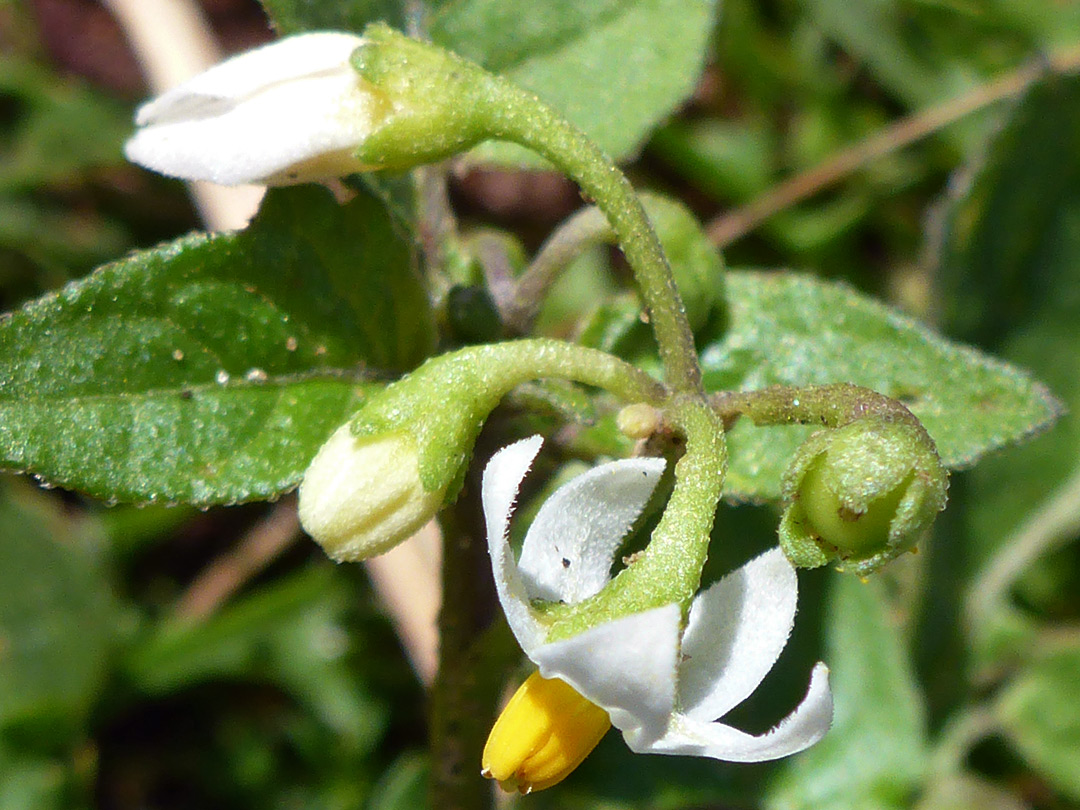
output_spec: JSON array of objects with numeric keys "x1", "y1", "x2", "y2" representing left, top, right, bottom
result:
[{"x1": 298, "y1": 424, "x2": 444, "y2": 562}]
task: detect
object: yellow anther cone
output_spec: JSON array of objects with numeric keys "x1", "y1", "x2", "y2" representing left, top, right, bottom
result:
[{"x1": 482, "y1": 672, "x2": 611, "y2": 794}]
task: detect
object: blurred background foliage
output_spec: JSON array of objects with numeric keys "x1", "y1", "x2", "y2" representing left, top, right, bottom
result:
[{"x1": 1, "y1": 0, "x2": 1079, "y2": 808}]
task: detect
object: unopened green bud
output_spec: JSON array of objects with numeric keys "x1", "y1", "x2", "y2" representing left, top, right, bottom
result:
[
  {"x1": 299, "y1": 426, "x2": 442, "y2": 561},
  {"x1": 617, "y1": 403, "x2": 662, "y2": 439},
  {"x1": 447, "y1": 285, "x2": 503, "y2": 344},
  {"x1": 637, "y1": 193, "x2": 724, "y2": 332},
  {"x1": 778, "y1": 417, "x2": 948, "y2": 576}
]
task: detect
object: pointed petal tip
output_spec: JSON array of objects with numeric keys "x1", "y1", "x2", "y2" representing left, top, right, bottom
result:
[
  {"x1": 640, "y1": 657, "x2": 834, "y2": 763},
  {"x1": 482, "y1": 435, "x2": 547, "y2": 653}
]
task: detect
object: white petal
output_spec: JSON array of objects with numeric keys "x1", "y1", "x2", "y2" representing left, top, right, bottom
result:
[
  {"x1": 517, "y1": 457, "x2": 665, "y2": 604},
  {"x1": 532, "y1": 604, "x2": 680, "y2": 750},
  {"x1": 125, "y1": 33, "x2": 376, "y2": 185},
  {"x1": 134, "y1": 34, "x2": 366, "y2": 124},
  {"x1": 678, "y1": 548, "x2": 798, "y2": 721},
  {"x1": 642, "y1": 663, "x2": 833, "y2": 762},
  {"x1": 482, "y1": 436, "x2": 547, "y2": 654}
]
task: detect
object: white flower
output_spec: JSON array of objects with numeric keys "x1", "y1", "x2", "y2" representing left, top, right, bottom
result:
[
  {"x1": 125, "y1": 33, "x2": 381, "y2": 186},
  {"x1": 483, "y1": 435, "x2": 833, "y2": 765}
]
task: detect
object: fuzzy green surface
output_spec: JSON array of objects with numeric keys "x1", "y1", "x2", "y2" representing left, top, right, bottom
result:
[
  {"x1": 700, "y1": 271, "x2": 1060, "y2": 502},
  {"x1": 0, "y1": 185, "x2": 430, "y2": 504}
]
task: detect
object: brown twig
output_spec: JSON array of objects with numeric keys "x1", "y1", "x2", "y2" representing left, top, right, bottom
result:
[
  {"x1": 172, "y1": 498, "x2": 301, "y2": 621},
  {"x1": 103, "y1": 0, "x2": 264, "y2": 230},
  {"x1": 706, "y1": 44, "x2": 1080, "y2": 248},
  {"x1": 364, "y1": 521, "x2": 442, "y2": 686}
]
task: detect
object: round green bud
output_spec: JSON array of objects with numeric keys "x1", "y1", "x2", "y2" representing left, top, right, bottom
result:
[
  {"x1": 637, "y1": 193, "x2": 724, "y2": 332},
  {"x1": 616, "y1": 403, "x2": 662, "y2": 439},
  {"x1": 778, "y1": 416, "x2": 948, "y2": 576}
]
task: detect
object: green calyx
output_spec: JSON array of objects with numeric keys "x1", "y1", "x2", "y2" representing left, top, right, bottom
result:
[
  {"x1": 779, "y1": 416, "x2": 949, "y2": 576},
  {"x1": 349, "y1": 24, "x2": 495, "y2": 169}
]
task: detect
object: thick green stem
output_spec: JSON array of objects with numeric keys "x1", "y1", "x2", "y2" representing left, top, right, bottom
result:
[
  {"x1": 451, "y1": 338, "x2": 667, "y2": 405},
  {"x1": 710, "y1": 383, "x2": 927, "y2": 433},
  {"x1": 354, "y1": 339, "x2": 668, "y2": 498},
  {"x1": 547, "y1": 397, "x2": 727, "y2": 640},
  {"x1": 430, "y1": 497, "x2": 520, "y2": 810},
  {"x1": 481, "y1": 94, "x2": 702, "y2": 395}
]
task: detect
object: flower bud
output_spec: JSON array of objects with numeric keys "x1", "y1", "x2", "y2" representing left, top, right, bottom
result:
[
  {"x1": 298, "y1": 425, "x2": 442, "y2": 561},
  {"x1": 299, "y1": 339, "x2": 660, "y2": 561},
  {"x1": 298, "y1": 354, "x2": 496, "y2": 561},
  {"x1": 617, "y1": 403, "x2": 662, "y2": 439},
  {"x1": 778, "y1": 417, "x2": 948, "y2": 575},
  {"x1": 125, "y1": 33, "x2": 389, "y2": 186}
]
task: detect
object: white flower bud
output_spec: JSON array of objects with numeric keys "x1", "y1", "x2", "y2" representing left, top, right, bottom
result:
[
  {"x1": 125, "y1": 33, "x2": 385, "y2": 186},
  {"x1": 298, "y1": 424, "x2": 444, "y2": 562}
]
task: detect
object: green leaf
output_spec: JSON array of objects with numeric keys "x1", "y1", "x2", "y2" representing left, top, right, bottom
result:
[
  {"x1": 368, "y1": 751, "x2": 429, "y2": 810},
  {"x1": 997, "y1": 642, "x2": 1080, "y2": 802},
  {"x1": 936, "y1": 75, "x2": 1080, "y2": 347},
  {"x1": 766, "y1": 575, "x2": 928, "y2": 810},
  {"x1": 700, "y1": 271, "x2": 1060, "y2": 502},
  {"x1": 0, "y1": 185, "x2": 434, "y2": 505},
  {"x1": 799, "y1": 0, "x2": 985, "y2": 149},
  {"x1": 931, "y1": 75, "x2": 1080, "y2": 641},
  {"x1": 259, "y1": 0, "x2": 405, "y2": 34},
  {"x1": 431, "y1": 0, "x2": 720, "y2": 164},
  {"x1": 0, "y1": 57, "x2": 129, "y2": 191},
  {"x1": 0, "y1": 483, "x2": 116, "y2": 733},
  {"x1": 0, "y1": 746, "x2": 67, "y2": 810}
]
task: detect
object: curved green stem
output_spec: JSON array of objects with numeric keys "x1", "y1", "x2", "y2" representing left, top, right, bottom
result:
[
  {"x1": 480, "y1": 92, "x2": 702, "y2": 395},
  {"x1": 504, "y1": 205, "x2": 610, "y2": 331},
  {"x1": 711, "y1": 382, "x2": 928, "y2": 434},
  {"x1": 353, "y1": 339, "x2": 668, "y2": 496},
  {"x1": 354, "y1": 25, "x2": 704, "y2": 395},
  {"x1": 548, "y1": 396, "x2": 727, "y2": 640},
  {"x1": 452, "y1": 338, "x2": 667, "y2": 404}
]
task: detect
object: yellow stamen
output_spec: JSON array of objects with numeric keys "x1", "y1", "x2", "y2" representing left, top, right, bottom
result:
[{"x1": 481, "y1": 671, "x2": 611, "y2": 794}]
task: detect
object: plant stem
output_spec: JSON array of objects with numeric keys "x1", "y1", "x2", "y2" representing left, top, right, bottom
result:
[
  {"x1": 966, "y1": 460, "x2": 1080, "y2": 634},
  {"x1": 413, "y1": 162, "x2": 459, "y2": 299},
  {"x1": 706, "y1": 43, "x2": 1080, "y2": 248},
  {"x1": 548, "y1": 396, "x2": 727, "y2": 640},
  {"x1": 483, "y1": 93, "x2": 703, "y2": 395},
  {"x1": 430, "y1": 501, "x2": 498, "y2": 810},
  {"x1": 710, "y1": 382, "x2": 927, "y2": 434},
  {"x1": 928, "y1": 705, "x2": 999, "y2": 779},
  {"x1": 440, "y1": 338, "x2": 669, "y2": 406},
  {"x1": 504, "y1": 205, "x2": 610, "y2": 332}
]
